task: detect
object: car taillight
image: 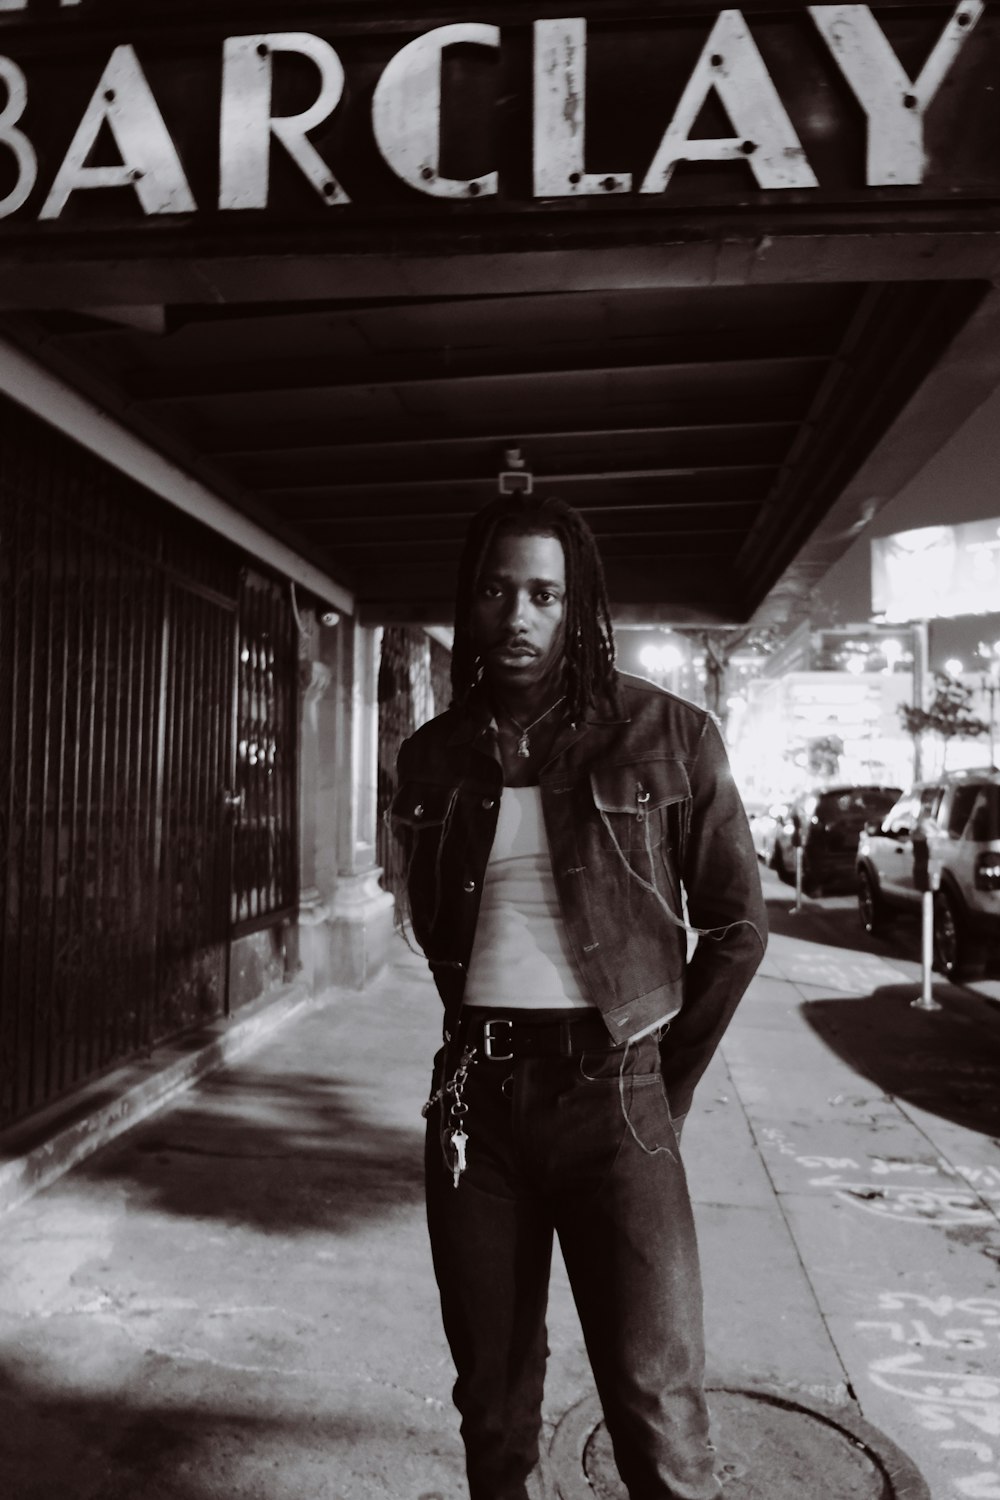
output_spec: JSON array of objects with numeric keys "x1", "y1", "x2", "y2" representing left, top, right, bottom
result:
[{"x1": 975, "y1": 851, "x2": 1000, "y2": 891}]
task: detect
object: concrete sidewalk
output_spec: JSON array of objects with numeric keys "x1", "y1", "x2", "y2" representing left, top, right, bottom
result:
[
  {"x1": 702, "y1": 886, "x2": 1000, "y2": 1500},
  {"x1": 1, "y1": 881, "x2": 1000, "y2": 1498}
]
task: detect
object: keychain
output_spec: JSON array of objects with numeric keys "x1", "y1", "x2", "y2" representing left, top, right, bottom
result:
[
  {"x1": 423, "y1": 1046, "x2": 476, "y2": 1189},
  {"x1": 448, "y1": 1118, "x2": 469, "y2": 1189}
]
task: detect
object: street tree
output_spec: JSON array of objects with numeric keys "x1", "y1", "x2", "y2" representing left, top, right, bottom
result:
[
  {"x1": 898, "y1": 671, "x2": 989, "y2": 772},
  {"x1": 679, "y1": 625, "x2": 781, "y2": 730},
  {"x1": 807, "y1": 734, "x2": 845, "y2": 779}
]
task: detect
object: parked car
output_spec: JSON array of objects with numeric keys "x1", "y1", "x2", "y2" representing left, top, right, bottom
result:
[
  {"x1": 772, "y1": 784, "x2": 903, "y2": 895},
  {"x1": 856, "y1": 769, "x2": 1000, "y2": 980},
  {"x1": 749, "y1": 801, "x2": 789, "y2": 866}
]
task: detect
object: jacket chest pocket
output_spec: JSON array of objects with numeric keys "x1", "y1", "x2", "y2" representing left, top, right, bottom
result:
[
  {"x1": 589, "y1": 758, "x2": 690, "y2": 854},
  {"x1": 389, "y1": 780, "x2": 458, "y2": 848}
]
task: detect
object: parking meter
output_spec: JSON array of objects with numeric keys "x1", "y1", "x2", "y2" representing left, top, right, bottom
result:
[
  {"x1": 789, "y1": 810, "x2": 805, "y2": 913},
  {"x1": 911, "y1": 817, "x2": 941, "y2": 893},
  {"x1": 911, "y1": 815, "x2": 943, "y2": 1011}
]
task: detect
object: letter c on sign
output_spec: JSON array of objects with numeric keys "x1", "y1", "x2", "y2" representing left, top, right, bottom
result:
[{"x1": 372, "y1": 23, "x2": 499, "y2": 199}]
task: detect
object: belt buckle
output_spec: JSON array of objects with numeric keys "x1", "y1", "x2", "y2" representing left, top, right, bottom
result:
[{"x1": 482, "y1": 1018, "x2": 514, "y2": 1062}]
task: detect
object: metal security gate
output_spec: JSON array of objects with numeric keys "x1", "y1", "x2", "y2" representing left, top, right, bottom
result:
[
  {"x1": 0, "y1": 401, "x2": 299, "y2": 1129},
  {"x1": 231, "y1": 570, "x2": 299, "y2": 935},
  {"x1": 155, "y1": 578, "x2": 238, "y2": 1038},
  {"x1": 1, "y1": 487, "x2": 167, "y2": 1122}
]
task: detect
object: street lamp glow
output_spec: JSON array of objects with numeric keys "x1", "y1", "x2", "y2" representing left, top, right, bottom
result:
[
  {"x1": 881, "y1": 638, "x2": 904, "y2": 673},
  {"x1": 944, "y1": 657, "x2": 964, "y2": 677},
  {"x1": 639, "y1": 642, "x2": 684, "y2": 676}
]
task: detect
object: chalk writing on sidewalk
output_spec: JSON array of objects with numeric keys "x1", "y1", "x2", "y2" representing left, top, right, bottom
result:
[
  {"x1": 857, "y1": 1292, "x2": 1000, "y2": 1498},
  {"x1": 770, "y1": 954, "x2": 908, "y2": 993},
  {"x1": 830, "y1": 1185, "x2": 1000, "y2": 1226},
  {"x1": 757, "y1": 1127, "x2": 1000, "y2": 1226}
]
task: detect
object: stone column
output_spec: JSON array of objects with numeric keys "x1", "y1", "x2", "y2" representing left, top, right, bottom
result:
[
  {"x1": 328, "y1": 619, "x2": 395, "y2": 988},
  {"x1": 297, "y1": 652, "x2": 334, "y2": 994},
  {"x1": 294, "y1": 604, "x2": 336, "y2": 995}
]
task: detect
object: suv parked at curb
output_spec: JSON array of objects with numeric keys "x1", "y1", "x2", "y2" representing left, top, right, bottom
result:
[
  {"x1": 856, "y1": 769, "x2": 1000, "y2": 979},
  {"x1": 771, "y1": 785, "x2": 902, "y2": 895}
]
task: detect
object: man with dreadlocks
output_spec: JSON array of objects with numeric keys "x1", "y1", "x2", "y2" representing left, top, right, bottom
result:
[{"x1": 391, "y1": 493, "x2": 766, "y2": 1500}]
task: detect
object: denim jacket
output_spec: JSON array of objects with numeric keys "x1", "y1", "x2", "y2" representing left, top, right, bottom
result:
[{"x1": 391, "y1": 671, "x2": 767, "y2": 1116}]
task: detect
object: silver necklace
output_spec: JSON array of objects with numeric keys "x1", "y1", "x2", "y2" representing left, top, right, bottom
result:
[{"x1": 503, "y1": 695, "x2": 566, "y2": 758}]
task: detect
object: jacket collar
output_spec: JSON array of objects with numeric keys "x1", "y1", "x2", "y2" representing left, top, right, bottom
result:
[
  {"x1": 446, "y1": 685, "x2": 496, "y2": 749},
  {"x1": 446, "y1": 674, "x2": 630, "y2": 748},
  {"x1": 584, "y1": 675, "x2": 631, "y2": 728}
]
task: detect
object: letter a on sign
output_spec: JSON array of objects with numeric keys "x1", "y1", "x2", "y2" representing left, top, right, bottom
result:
[
  {"x1": 641, "y1": 10, "x2": 817, "y2": 192},
  {"x1": 40, "y1": 45, "x2": 196, "y2": 219}
]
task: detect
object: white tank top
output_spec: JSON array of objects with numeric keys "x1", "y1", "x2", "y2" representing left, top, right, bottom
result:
[{"x1": 464, "y1": 786, "x2": 595, "y2": 1011}]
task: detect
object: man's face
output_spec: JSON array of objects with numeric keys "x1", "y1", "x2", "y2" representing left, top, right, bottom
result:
[{"x1": 471, "y1": 530, "x2": 567, "y2": 694}]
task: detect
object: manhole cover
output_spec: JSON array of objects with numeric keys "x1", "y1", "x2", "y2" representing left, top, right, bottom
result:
[{"x1": 548, "y1": 1387, "x2": 930, "y2": 1500}]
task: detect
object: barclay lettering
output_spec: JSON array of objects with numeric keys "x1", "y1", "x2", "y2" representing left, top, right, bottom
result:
[
  {"x1": 39, "y1": 44, "x2": 196, "y2": 219},
  {"x1": 809, "y1": 3, "x2": 982, "y2": 185},
  {"x1": 373, "y1": 22, "x2": 500, "y2": 198},
  {"x1": 0, "y1": 4, "x2": 985, "y2": 222},
  {"x1": 0, "y1": 57, "x2": 35, "y2": 217},
  {"x1": 641, "y1": 9, "x2": 818, "y2": 193},
  {"x1": 219, "y1": 34, "x2": 349, "y2": 209}
]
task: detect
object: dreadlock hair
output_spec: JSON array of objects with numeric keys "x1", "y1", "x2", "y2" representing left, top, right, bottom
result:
[{"x1": 450, "y1": 493, "x2": 617, "y2": 725}]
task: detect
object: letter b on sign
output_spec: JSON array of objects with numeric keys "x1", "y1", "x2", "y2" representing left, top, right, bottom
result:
[{"x1": 0, "y1": 57, "x2": 37, "y2": 218}]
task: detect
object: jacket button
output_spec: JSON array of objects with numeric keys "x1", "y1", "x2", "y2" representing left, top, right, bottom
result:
[
  {"x1": 413, "y1": 804, "x2": 424, "y2": 818},
  {"x1": 463, "y1": 879, "x2": 476, "y2": 893},
  {"x1": 482, "y1": 798, "x2": 495, "y2": 810}
]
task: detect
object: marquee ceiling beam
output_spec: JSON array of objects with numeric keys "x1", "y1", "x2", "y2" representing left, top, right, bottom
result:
[
  {"x1": 209, "y1": 418, "x2": 798, "y2": 462},
  {"x1": 260, "y1": 463, "x2": 777, "y2": 502},
  {"x1": 284, "y1": 498, "x2": 764, "y2": 531},
  {"x1": 328, "y1": 529, "x2": 749, "y2": 553},
  {"x1": 200, "y1": 404, "x2": 803, "y2": 453},
  {"x1": 49, "y1": 284, "x2": 841, "y2": 339},
  {"x1": 130, "y1": 345, "x2": 829, "y2": 404}
]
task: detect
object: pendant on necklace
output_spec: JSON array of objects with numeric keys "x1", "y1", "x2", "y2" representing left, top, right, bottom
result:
[{"x1": 516, "y1": 733, "x2": 531, "y2": 758}]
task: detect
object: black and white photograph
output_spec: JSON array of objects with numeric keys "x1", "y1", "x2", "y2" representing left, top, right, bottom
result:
[{"x1": 2, "y1": 2, "x2": 1000, "y2": 1497}]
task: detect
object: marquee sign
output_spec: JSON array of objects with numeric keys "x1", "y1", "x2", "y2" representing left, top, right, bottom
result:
[{"x1": 0, "y1": 3, "x2": 995, "y2": 230}]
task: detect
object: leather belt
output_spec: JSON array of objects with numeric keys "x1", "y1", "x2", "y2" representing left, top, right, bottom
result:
[{"x1": 461, "y1": 1012, "x2": 617, "y2": 1062}]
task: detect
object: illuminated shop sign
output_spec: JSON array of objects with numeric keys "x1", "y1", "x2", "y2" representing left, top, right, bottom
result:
[{"x1": 0, "y1": 4, "x2": 991, "y2": 226}]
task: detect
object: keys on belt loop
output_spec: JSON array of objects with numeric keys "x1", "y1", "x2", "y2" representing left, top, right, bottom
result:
[
  {"x1": 482, "y1": 1018, "x2": 514, "y2": 1061},
  {"x1": 444, "y1": 1045, "x2": 477, "y2": 1190}
]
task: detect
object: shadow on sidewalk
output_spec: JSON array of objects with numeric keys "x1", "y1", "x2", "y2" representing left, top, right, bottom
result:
[
  {"x1": 801, "y1": 983, "x2": 1000, "y2": 1135},
  {"x1": 0, "y1": 1368, "x2": 399, "y2": 1500},
  {"x1": 74, "y1": 1062, "x2": 426, "y2": 1235},
  {"x1": 767, "y1": 893, "x2": 1000, "y2": 985},
  {"x1": 765, "y1": 896, "x2": 909, "y2": 960}
]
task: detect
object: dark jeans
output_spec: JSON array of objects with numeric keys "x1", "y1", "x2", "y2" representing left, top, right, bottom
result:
[{"x1": 425, "y1": 1028, "x2": 720, "y2": 1500}]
